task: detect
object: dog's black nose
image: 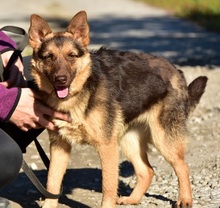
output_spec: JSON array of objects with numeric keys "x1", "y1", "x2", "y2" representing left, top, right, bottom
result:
[{"x1": 55, "y1": 75, "x2": 67, "y2": 85}]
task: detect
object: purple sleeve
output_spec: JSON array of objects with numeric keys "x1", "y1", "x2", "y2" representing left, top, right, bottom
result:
[
  {"x1": 0, "y1": 84, "x2": 21, "y2": 122},
  {"x1": 0, "y1": 30, "x2": 16, "y2": 52},
  {"x1": 0, "y1": 31, "x2": 20, "y2": 122}
]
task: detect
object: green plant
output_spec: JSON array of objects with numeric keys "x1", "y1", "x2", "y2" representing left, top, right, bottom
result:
[{"x1": 139, "y1": 0, "x2": 220, "y2": 32}]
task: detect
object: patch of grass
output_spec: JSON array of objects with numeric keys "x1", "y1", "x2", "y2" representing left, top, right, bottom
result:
[{"x1": 139, "y1": 0, "x2": 220, "y2": 33}]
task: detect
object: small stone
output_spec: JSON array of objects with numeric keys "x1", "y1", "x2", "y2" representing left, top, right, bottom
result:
[{"x1": 30, "y1": 163, "x2": 38, "y2": 170}]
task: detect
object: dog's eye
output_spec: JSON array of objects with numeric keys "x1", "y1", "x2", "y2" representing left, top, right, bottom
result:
[
  {"x1": 67, "y1": 53, "x2": 78, "y2": 59},
  {"x1": 42, "y1": 53, "x2": 53, "y2": 60}
]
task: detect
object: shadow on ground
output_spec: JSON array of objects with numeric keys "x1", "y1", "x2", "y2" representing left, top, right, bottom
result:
[
  {"x1": 2, "y1": 14, "x2": 220, "y2": 66},
  {"x1": 0, "y1": 161, "x2": 176, "y2": 208}
]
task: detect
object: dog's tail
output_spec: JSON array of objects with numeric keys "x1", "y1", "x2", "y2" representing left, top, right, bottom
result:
[{"x1": 187, "y1": 76, "x2": 208, "y2": 112}]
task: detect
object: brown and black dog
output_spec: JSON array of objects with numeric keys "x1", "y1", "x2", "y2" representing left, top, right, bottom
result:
[{"x1": 28, "y1": 11, "x2": 207, "y2": 208}]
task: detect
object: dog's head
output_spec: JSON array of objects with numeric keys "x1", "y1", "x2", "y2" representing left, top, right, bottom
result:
[{"x1": 29, "y1": 11, "x2": 91, "y2": 99}]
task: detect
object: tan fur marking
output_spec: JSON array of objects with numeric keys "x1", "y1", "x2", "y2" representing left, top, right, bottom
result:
[{"x1": 70, "y1": 53, "x2": 92, "y2": 95}]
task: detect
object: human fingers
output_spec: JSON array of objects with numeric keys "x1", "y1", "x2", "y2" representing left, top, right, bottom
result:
[
  {"x1": 12, "y1": 116, "x2": 42, "y2": 132},
  {"x1": 36, "y1": 116, "x2": 56, "y2": 131},
  {"x1": 18, "y1": 123, "x2": 30, "y2": 132},
  {"x1": 51, "y1": 111, "x2": 72, "y2": 122},
  {"x1": 19, "y1": 123, "x2": 41, "y2": 131},
  {"x1": 37, "y1": 103, "x2": 71, "y2": 123}
]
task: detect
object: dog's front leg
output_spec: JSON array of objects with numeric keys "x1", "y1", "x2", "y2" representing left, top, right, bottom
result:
[
  {"x1": 97, "y1": 137, "x2": 119, "y2": 208},
  {"x1": 43, "y1": 139, "x2": 71, "y2": 208}
]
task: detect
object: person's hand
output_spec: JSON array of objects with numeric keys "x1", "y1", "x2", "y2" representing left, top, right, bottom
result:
[
  {"x1": 9, "y1": 88, "x2": 71, "y2": 131},
  {"x1": 1, "y1": 50, "x2": 27, "y2": 87}
]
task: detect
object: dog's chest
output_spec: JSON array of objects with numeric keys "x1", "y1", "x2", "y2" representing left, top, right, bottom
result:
[
  {"x1": 53, "y1": 102, "x2": 104, "y2": 145},
  {"x1": 53, "y1": 118, "x2": 89, "y2": 144}
]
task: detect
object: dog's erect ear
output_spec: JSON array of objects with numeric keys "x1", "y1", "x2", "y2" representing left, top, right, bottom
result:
[
  {"x1": 66, "y1": 11, "x2": 90, "y2": 46},
  {"x1": 29, "y1": 14, "x2": 52, "y2": 49}
]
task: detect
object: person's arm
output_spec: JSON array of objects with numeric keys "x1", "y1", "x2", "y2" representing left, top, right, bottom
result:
[
  {"x1": 0, "y1": 31, "x2": 26, "y2": 87},
  {"x1": 0, "y1": 84, "x2": 20, "y2": 122},
  {"x1": 0, "y1": 30, "x2": 24, "y2": 122}
]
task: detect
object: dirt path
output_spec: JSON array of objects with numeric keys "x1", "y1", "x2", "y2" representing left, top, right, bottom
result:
[{"x1": 0, "y1": 0, "x2": 219, "y2": 207}]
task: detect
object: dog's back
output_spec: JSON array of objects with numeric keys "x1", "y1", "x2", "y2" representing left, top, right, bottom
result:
[{"x1": 91, "y1": 47, "x2": 207, "y2": 123}]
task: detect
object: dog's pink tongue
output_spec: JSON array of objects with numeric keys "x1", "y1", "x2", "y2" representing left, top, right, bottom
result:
[{"x1": 56, "y1": 87, "x2": 69, "y2": 98}]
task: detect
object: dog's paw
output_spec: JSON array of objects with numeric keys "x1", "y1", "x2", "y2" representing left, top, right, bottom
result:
[
  {"x1": 175, "y1": 200, "x2": 192, "y2": 208},
  {"x1": 41, "y1": 199, "x2": 58, "y2": 208},
  {"x1": 117, "y1": 196, "x2": 140, "y2": 205}
]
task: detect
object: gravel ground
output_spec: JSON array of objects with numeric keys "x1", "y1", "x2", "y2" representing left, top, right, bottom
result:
[
  {"x1": 1, "y1": 53, "x2": 220, "y2": 208},
  {"x1": 0, "y1": 0, "x2": 220, "y2": 208}
]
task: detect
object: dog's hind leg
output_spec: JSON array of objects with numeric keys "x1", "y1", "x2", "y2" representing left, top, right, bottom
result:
[
  {"x1": 117, "y1": 130, "x2": 154, "y2": 205},
  {"x1": 42, "y1": 139, "x2": 71, "y2": 208},
  {"x1": 150, "y1": 121, "x2": 192, "y2": 208}
]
